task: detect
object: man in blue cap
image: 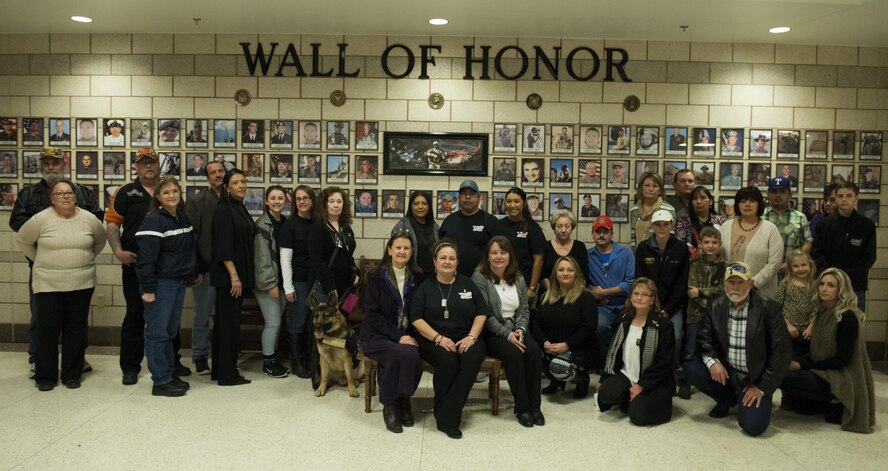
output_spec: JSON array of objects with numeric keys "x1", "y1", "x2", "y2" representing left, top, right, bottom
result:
[
  {"x1": 763, "y1": 176, "x2": 812, "y2": 275},
  {"x1": 439, "y1": 179, "x2": 496, "y2": 277}
]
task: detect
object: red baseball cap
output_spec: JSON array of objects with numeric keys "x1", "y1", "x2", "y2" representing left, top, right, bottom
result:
[{"x1": 592, "y1": 215, "x2": 613, "y2": 231}]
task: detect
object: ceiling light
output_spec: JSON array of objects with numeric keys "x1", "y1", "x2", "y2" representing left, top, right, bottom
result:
[
  {"x1": 71, "y1": 16, "x2": 93, "y2": 23},
  {"x1": 769, "y1": 26, "x2": 791, "y2": 33},
  {"x1": 428, "y1": 18, "x2": 448, "y2": 26}
]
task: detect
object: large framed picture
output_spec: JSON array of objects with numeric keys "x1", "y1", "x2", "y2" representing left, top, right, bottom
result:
[{"x1": 383, "y1": 132, "x2": 488, "y2": 176}]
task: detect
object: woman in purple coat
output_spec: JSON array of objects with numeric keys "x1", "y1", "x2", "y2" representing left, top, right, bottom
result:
[{"x1": 359, "y1": 231, "x2": 422, "y2": 434}]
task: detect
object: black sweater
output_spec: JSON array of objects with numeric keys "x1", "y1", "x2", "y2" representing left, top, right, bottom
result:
[
  {"x1": 635, "y1": 235, "x2": 690, "y2": 316},
  {"x1": 811, "y1": 210, "x2": 876, "y2": 290},
  {"x1": 532, "y1": 290, "x2": 598, "y2": 350}
]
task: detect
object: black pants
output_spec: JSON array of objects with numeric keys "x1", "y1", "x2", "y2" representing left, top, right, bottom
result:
[
  {"x1": 213, "y1": 287, "x2": 246, "y2": 385},
  {"x1": 780, "y1": 370, "x2": 833, "y2": 403},
  {"x1": 417, "y1": 335, "x2": 486, "y2": 431},
  {"x1": 486, "y1": 333, "x2": 541, "y2": 413},
  {"x1": 598, "y1": 372, "x2": 674, "y2": 426},
  {"x1": 34, "y1": 288, "x2": 93, "y2": 384},
  {"x1": 120, "y1": 265, "x2": 181, "y2": 374}
]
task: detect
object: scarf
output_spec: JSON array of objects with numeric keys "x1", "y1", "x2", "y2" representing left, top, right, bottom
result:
[{"x1": 604, "y1": 316, "x2": 659, "y2": 377}]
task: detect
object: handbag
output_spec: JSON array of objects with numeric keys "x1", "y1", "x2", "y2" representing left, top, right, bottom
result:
[{"x1": 307, "y1": 244, "x2": 339, "y2": 307}]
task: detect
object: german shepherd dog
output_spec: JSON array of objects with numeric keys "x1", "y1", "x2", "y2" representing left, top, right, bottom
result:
[{"x1": 310, "y1": 295, "x2": 360, "y2": 397}]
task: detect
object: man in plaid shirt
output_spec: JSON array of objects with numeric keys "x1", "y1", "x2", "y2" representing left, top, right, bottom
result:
[
  {"x1": 763, "y1": 177, "x2": 812, "y2": 275},
  {"x1": 683, "y1": 262, "x2": 791, "y2": 436}
]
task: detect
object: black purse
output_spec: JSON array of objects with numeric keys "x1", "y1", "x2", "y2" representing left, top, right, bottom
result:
[{"x1": 307, "y1": 244, "x2": 339, "y2": 307}]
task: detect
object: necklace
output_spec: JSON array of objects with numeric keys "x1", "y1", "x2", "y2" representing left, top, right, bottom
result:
[
  {"x1": 737, "y1": 218, "x2": 760, "y2": 232},
  {"x1": 436, "y1": 279, "x2": 454, "y2": 320}
]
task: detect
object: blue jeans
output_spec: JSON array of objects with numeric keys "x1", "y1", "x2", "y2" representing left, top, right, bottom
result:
[
  {"x1": 144, "y1": 278, "x2": 187, "y2": 385},
  {"x1": 596, "y1": 306, "x2": 620, "y2": 364},
  {"x1": 255, "y1": 289, "x2": 287, "y2": 356},
  {"x1": 856, "y1": 289, "x2": 866, "y2": 313},
  {"x1": 669, "y1": 310, "x2": 684, "y2": 364},
  {"x1": 286, "y1": 281, "x2": 311, "y2": 335},
  {"x1": 683, "y1": 322, "x2": 700, "y2": 362},
  {"x1": 683, "y1": 359, "x2": 774, "y2": 437},
  {"x1": 190, "y1": 272, "x2": 215, "y2": 361}
]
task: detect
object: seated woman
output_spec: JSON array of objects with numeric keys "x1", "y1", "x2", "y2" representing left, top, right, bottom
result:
[
  {"x1": 779, "y1": 268, "x2": 875, "y2": 433},
  {"x1": 410, "y1": 240, "x2": 488, "y2": 439},
  {"x1": 598, "y1": 278, "x2": 676, "y2": 426},
  {"x1": 532, "y1": 256, "x2": 598, "y2": 399},
  {"x1": 472, "y1": 236, "x2": 543, "y2": 427},
  {"x1": 359, "y1": 232, "x2": 423, "y2": 434}
]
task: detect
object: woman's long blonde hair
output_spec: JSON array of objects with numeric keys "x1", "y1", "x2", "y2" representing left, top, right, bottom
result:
[
  {"x1": 815, "y1": 268, "x2": 865, "y2": 322},
  {"x1": 542, "y1": 256, "x2": 585, "y2": 305}
]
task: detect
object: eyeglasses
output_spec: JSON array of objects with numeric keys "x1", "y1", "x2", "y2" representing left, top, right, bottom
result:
[
  {"x1": 631, "y1": 292, "x2": 653, "y2": 298},
  {"x1": 294, "y1": 196, "x2": 311, "y2": 202},
  {"x1": 52, "y1": 191, "x2": 75, "y2": 198}
]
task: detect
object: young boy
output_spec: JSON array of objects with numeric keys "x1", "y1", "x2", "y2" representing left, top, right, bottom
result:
[{"x1": 680, "y1": 226, "x2": 726, "y2": 399}]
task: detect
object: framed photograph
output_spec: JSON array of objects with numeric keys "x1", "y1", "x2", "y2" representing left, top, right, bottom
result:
[
  {"x1": 437, "y1": 191, "x2": 458, "y2": 219},
  {"x1": 636, "y1": 126, "x2": 660, "y2": 156},
  {"x1": 327, "y1": 121, "x2": 350, "y2": 150},
  {"x1": 775, "y1": 163, "x2": 800, "y2": 190},
  {"x1": 579, "y1": 125, "x2": 603, "y2": 155},
  {"x1": 691, "y1": 162, "x2": 715, "y2": 189},
  {"x1": 213, "y1": 119, "x2": 236, "y2": 148},
  {"x1": 102, "y1": 152, "x2": 126, "y2": 180},
  {"x1": 748, "y1": 163, "x2": 771, "y2": 190},
  {"x1": 356, "y1": 155, "x2": 379, "y2": 184},
  {"x1": 156, "y1": 119, "x2": 180, "y2": 148},
  {"x1": 381, "y1": 189, "x2": 406, "y2": 218},
  {"x1": 0, "y1": 183, "x2": 18, "y2": 210},
  {"x1": 635, "y1": 161, "x2": 659, "y2": 186},
  {"x1": 0, "y1": 150, "x2": 17, "y2": 177},
  {"x1": 606, "y1": 160, "x2": 629, "y2": 189},
  {"x1": 720, "y1": 162, "x2": 744, "y2": 191},
  {"x1": 22, "y1": 118, "x2": 44, "y2": 146},
  {"x1": 719, "y1": 197, "x2": 736, "y2": 219},
  {"x1": 103, "y1": 119, "x2": 125, "y2": 147},
  {"x1": 861, "y1": 132, "x2": 883, "y2": 160},
  {"x1": 185, "y1": 119, "x2": 209, "y2": 148},
  {"x1": 297, "y1": 154, "x2": 321, "y2": 183},
  {"x1": 692, "y1": 127, "x2": 715, "y2": 157},
  {"x1": 244, "y1": 187, "x2": 265, "y2": 215},
  {"x1": 48, "y1": 118, "x2": 71, "y2": 146},
  {"x1": 551, "y1": 125, "x2": 574, "y2": 154},
  {"x1": 159, "y1": 152, "x2": 180, "y2": 177},
  {"x1": 269, "y1": 120, "x2": 293, "y2": 149},
  {"x1": 663, "y1": 161, "x2": 687, "y2": 189},
  {"x1": 383, "y1": 132, "x2": 488, "y2": 176},
  {"x1": 859, "y1": 164, "x2": 881, "y2": 193},
  {"x1": 831, "y1": 164, "x2": 854, "y2": 185},
  {"x1": 522, "y1": 125, "x2": 544, "y2": 153},
  {"x1": 130, "y1": 119, "x2": 153, "y2": 148},
  {"x1": 212, "y1": 152, "x2": 237, "y2": 172},
  {"x1": 494, "y1": 123, "x2": 518, "y2": 153},
  {"x1": 183, "y1": 153, "x2": 208, "y2": 180},
  {"x1": 23, "y1": 151, "x2": 42, "y2": 178},
  {"x1": 549, "y1": 193, "x2": 572, "y2": 214},
  {"x1": 281, "y1": 188, "x2": 295, "y2": 217},
  {"x1": 241, "y1": 120, "x2": 265, "y2": 148},
  {"x1": 665, "y1": 127, "x2": 688, "y2": 156},
  {"x1": 493, "y1": 157, "x2": 516, "y2": 186},
  {"x1": 777, "y1": 129, "x2": 801, "y2": 158},
  {"x1": 521, "y1": 157, "x2": 544, "y2": 186},
  {"x1": 605, "y1": 194, "x2": 628, "y2": 222},
  {"x1": 326, "y1": 155, "x2": 349, "y2": 184},
  {"x1": 242, "y1": 153, "x2": 265, "y2": 182},
  {"x1": 801, "y1": 198, "x2": 822, "y2": 221},
  {"x1": 355, "y1": 121, "x2": 379, "y2": 150},
  {"x1": 103, "y1": 184, "x2": 121, "y2": 210},
  {"x1": 749, "y1": 129, "x2": 772, "y2": 158},
  {"x1": 833, "y1": 131, "x2": 855, "y2": 160},
  {"x1": 607, "y1": 126, "x2": 630, "y2": 155},
  {"x1": 527, "y1": 192, "x2": 544, "y2": 221},
  {"x1": 298, "y1": 120, "x2": 321, "y2": 149},
  {"x1": 858, "y1": 199, "x2": 879, "y2": 225},
  {"x1": 354, "y1": 189, "x2": 377, "y2": 218},
  {"x1": 578, "y1": 159, "x2": 602, "y2": 188},
  {"x1": 805, "y1": 130, "x2": 828, "y2": 159},
  {"x1": 803, "y1": 164, "x2": 827, "y2": 193},
  {"x1": 185, "y1": 186, "x2": 205, "y2": 203},
  {"x1": 578, "y1": 193, "x2": 601, "y2": 221},
  {"x1": 75, "y1": 151, "x2": 99, "y2": 180},
  {"x1": 550, "y1": 159, "x2": 573, "y2": 187},
  {"x1": 491, "y1": 191, "x2": 507, "y2": 218},
  {"x1": 76, "y1": 118, "x2": 98, "y2": 147},
  {"x1": 0, "y1": 118, "x2": 18, "y2": 145},
  {"x1": 720, "y1": 128, "x2": 744, "y2": 157},
  {"x1": 269, "y1": 154, "x2": 293, "y2": 183}
]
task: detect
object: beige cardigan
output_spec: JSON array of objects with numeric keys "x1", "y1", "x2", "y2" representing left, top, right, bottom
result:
[{"x1": 719, "y1": 218, "x2": 784, "y2": 299}]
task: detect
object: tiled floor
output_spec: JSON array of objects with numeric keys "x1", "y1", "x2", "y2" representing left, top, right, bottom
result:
[{"x1": 1, "y1": 348, "x2": 886, "y2": 470}]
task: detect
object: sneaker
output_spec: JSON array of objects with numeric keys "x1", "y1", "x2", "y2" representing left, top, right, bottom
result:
[
  {"x1": 174, "y1": 362, "x2": 192, "y2": 377},
  {"x1": 152, "y1": 382, "x2": 187, "y2": 397},
  {"x1": 29, "y1": 363, "x2": 35, "y2": 380},
  {"x1": 194, "y1": 357, "x2": 210, "y2": 376},
  {"x1": 170, "y1": 376, "x2": 190, "y2": 391},
  {"x1": 262, "y1": 361, "x2": 290, "y2": 378},
  {"x1": 64, "y1": 379, "x2": 81, "y2": 389},
  {"x1": 474, "y1": 372, "x2": 488, "y2": 383},
  {"x1": 122, "y1": 372, "x2": 139, "y2": 385},
  {"x1": 677, "y1": 383, "x2": 692, "y2": 400},
  {"x1": 82, "y1": 361, "x2": 93, "y2": 373}
]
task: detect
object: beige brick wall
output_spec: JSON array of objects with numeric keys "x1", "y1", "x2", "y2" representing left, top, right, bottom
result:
[{"x1": 1, "y1": 34, "x2": 886, "y2": 352}]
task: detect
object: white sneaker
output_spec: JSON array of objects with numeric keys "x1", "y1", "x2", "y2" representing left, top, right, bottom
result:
[
  {"x1": 475, "y1": 372, "x2": 488, "y2": 383},
  {"x1": 29, "y1": 363, "x2": 35, "y2": 379}
]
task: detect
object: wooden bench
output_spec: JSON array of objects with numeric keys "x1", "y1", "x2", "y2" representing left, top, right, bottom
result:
[{"x1": 358, "y1": 352, "x2": 503, "y2": 416}]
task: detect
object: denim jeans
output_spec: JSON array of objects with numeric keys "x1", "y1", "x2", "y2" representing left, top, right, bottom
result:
[
  {"x1": 144, "y1": 278, "x2": 187, "y2": 385},
  {"x1": 596, "y1": 306, "x2": 620, "y2": 364},
  {"x1": 190, "y1": 271, "x2": 215, "y2": 361},
  {"x1": 683, "y1": 322, "x2": 700, "y2": 362},
  {"x1": 669, "y1": 310, "x2": 684, "y2": 364},
  {"x1": 286, "y1": 281, "x2": 311, "y2": 335},
  {"x1": 683, "y1": 359, "x2": 774, "y2": 437},
  {"x1": 255, "y1": 289, "x2": 287, "y2": 356},
  {"x1": 856, "y1": 289, "x2": 867, "y2": 313}
]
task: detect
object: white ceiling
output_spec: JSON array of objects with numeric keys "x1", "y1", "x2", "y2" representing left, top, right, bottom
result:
[{"x1": 6, "y1": 0, "x2": 888, "y2": 48}]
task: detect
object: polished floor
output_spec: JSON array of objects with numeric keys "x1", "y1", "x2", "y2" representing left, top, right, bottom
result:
[{"x1": 1, "y1": 347, "x2": 886, "y2": 470}]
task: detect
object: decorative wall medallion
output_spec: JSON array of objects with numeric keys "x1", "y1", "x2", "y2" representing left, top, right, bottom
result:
[
  {"x1": 428, "y1": 92, "x2": 445, "y2": 110},
  {"x1": 526, "y1": 93, "x2": 543, "y2": 110},
  {"x1": 623, "y1": 95, "x2": 641, "y2": 112},
  {"x1": 234, "y1": 89, "x2": 251, "y2": 106},
  {"x1": 330, "y1": 90, "x2": 347, "y2": 107}
]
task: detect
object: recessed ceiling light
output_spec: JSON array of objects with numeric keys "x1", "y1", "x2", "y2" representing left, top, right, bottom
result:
[
  {"x1": 769, "y1": 26, "x2": 791, "y2": 34},
  {"x1": 71, "y1": 16, "x2": 93, "y2": 23},
  {"x1": 428, "y1": 18, "x2": 448, "y2": 26}
]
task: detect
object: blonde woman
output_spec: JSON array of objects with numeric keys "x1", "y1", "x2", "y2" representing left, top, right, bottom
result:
[{"x1": 628, "y1": 172, "x2": 675, "y2": 247}]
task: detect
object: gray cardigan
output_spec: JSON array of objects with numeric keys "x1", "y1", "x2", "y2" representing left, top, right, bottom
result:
[
  {"x1": 254, "y1": 211, "x2": 284, "y2": 291},
  {"x1": 391, "y1": 216, "x2": 439, "y2": 265},
  {"x1": 471, "y1": 271, "x2": 530, "y2": 339}
]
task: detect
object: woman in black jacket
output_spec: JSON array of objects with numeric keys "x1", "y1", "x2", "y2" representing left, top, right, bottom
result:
[{"x1": 308, "y1": 186, "x2": 358, "y2": 306}]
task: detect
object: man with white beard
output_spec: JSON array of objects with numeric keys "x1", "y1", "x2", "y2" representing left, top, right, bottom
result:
[
  {"x1": 683, "y1": 262, "x2": 791, "y2": 437},
  {"x1": 8, "y1": 147, "x2": 103, "y2": 379}
]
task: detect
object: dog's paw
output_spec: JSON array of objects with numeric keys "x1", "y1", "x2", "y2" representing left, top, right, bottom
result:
[
  {"x1": 349, "y1": 388, "x2": 360, "y2": 398},
  {"x1": 314, "y1": 388, "x2": 327, "y2": 397}
]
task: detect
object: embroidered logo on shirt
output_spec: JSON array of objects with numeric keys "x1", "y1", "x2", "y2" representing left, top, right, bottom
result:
[
  {"x1": 458, "y1": 290, "x2": 473, "y2": 299},
  {"x1": 516, "y1": 231, "x2": 528, "y2": 238},
  {"x1": 850, "y1": 238, "x2": 862, "y2": 246},
  {"x1": 472, "y1": 225, "x2": 484, "y2": 232},
  {"x1": 126, "y1": 188, "x2": 144, "y2": 197}
]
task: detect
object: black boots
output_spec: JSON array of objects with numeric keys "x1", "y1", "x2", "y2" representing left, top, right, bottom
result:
[
  {"x1": 542, "y1": 380, "x2": 566, "y2": 394},
  {"x1": 573, "y1": 371, "x2": 591, "y2": 399},
  {"x1": 383, "y1": 403, "x2": 403, "y2": 433},
  {"x1": 398, "y1": 396, "x2": 414, "y2": 427},
  {"x1": 290, "y1": 333, "x2": 311, "y2": 379}
]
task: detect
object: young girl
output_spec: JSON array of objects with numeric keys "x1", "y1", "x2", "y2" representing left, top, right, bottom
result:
[{"x1": 775, "y1": 250, "x2": 817, "y2": 346}]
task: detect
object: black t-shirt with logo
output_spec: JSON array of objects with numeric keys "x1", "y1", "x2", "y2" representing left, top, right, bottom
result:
[
  {"x1": 409, "y1": 275, "x2": 488, "y2": 339},
  {"x1": 493, "y1": 217, "x2": 546, "y2": 285},
  {"x1": 438, "y1": 210, "x2": 497, "y2": 277}
]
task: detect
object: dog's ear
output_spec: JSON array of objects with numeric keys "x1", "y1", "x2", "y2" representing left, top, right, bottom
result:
[{"x1": 309, "y1": 292, "x2": 320, "y2": 309}]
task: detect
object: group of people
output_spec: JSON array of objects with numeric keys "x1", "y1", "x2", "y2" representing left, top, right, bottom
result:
[{"x1": 10, "y1": 152, "x2": 877, "y2": 437}]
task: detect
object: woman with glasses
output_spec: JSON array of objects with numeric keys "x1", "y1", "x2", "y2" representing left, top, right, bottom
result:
[{"x1": 279, "y1": 185, "x2": 316, "y2": 378}]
